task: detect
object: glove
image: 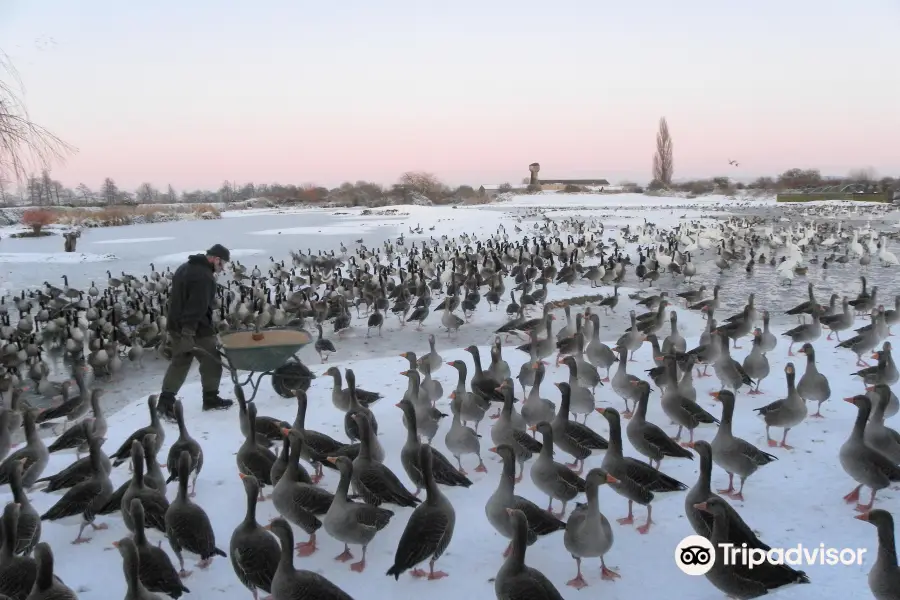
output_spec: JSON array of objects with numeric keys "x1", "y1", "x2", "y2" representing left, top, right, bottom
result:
[{"x1": 174, "y1": 329, "x2": 196, "y2": 355}]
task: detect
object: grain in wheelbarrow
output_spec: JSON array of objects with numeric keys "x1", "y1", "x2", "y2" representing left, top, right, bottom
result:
[{"x1": 220, "y1": 329, "x2": 312, "y2": 350}]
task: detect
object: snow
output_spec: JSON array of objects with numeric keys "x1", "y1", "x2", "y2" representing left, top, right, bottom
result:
[
  {"x1": 1, "y1": 191, "x2": 893, "y2": 599},
  {"x1": 0, "y1": 252, "x2": 118, "y2": 264},
  {"x1": 248, "y1": 222, "x2": 386, "y2": 236},
  {"x1": 91, "y1": 237, "x2": 176, "y2": 245},
  {"x1": 152, "y1": 249, "x2": 267, "y2": 263}
]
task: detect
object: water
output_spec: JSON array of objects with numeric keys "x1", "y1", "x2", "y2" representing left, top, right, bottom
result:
[{"x1": 0, "y1": 210, "x2": 408, "y2": 294}]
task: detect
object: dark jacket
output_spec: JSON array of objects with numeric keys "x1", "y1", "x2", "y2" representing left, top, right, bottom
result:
[{"x1": 167, "y1": 254, "x2": 217, "y2": 337}]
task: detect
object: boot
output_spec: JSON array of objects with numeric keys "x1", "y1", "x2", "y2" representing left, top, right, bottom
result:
[
  {"x1": 157, "y1": 392, "x2": 178, "y2": 422},
  {"x1": 202, "y1": 391, "x2": 234, "y2": 411}
]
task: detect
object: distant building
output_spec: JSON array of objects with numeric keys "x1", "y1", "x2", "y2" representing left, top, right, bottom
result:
[
  {"x1": 538, "y1": 178, "x2": 610, "y2": 191},
  {"x1": 478, "y1": 184, "x2": 505, "y2": 196}
]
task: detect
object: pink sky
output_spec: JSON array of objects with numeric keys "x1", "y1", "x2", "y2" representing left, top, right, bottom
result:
[{"x1": 2, "y1": 0, "x2": 898, "y2": 191}]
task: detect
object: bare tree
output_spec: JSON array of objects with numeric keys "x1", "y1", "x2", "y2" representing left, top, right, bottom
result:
[
  {"x1": 165, "y1": 184, "x2": 178, "y2": 203},
  {"x1": 75, "y1": 183, "x2": 93, "y2": 204},
  {"x1": 652, "y1": 117, "x2": 674, "y2": 186},
  {"x1": 135, "y1": 182, "x2": 157, "y2": 204},
  {"x1": 0, "y1": 174, "x2": 7, "y2": 205},
  {"x1": 398, "y1": 171, "x2": 446, "y2": 200},
  {"x1": 849, "y1": 167, "x2": 878, "y2": 182},
  {"x1": 102, "y1": 177, "x2": 118, "y2": 205},
  {"x1": 0, "y1": 51, "x2": 75, "y2": 183}
]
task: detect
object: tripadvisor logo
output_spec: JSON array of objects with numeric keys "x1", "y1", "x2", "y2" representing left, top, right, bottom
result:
[{"x1": 674, "y1": 535, "x2": 867, "y2": 576}]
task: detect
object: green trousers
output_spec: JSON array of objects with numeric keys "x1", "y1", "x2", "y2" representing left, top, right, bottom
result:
[{"x1": 161, "y1": 332, "x2": 222, "y2": 395}]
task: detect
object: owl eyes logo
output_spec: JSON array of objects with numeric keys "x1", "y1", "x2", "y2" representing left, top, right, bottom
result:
[{"x1": 675, "y1": 535, "x2": 716, "y2": 576}]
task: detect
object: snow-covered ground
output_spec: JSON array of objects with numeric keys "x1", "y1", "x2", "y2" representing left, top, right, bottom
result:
[{"x1": 1, "y1": 191, "x2": 897, "y2": 599}]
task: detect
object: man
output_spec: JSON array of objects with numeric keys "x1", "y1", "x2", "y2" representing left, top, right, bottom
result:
[{"x1": 157, "y1": 244, "x2": 234, "y2": 421}]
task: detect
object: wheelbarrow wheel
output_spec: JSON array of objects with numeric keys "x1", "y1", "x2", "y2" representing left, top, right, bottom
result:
[{"x1": 271, "y1": 361, "x2": 314, "y2": 398}]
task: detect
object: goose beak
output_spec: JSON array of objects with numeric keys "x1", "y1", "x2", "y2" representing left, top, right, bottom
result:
[
  {"x1": 394, "y1": 402, "x2": 403, "y2": 408},
  {"x1": 281, "y1": 428, "x2": 291, "y2": 436},
  {"x1": 710, "y1": 391, "x2": 721, "y2": 400},
  {"x1": 606, "y1": 474, "x2": 619, "y2": 484},
  {"x1": 595, "y1": 407, "x2": 606, "y2": 414},
  {"x1": 855, "y1": 512, "x2": 871, "y2": 521},
  {"x1": 326, "y1": 456, "x2": 339, "y2": 465},
  {"x1": 843, "y1": 397, "x2": 856, "y2": 404},
  {"x1": 694, "y1": 502, "x2": 709, "y2": 512},
  {"x1": 488, "y1": 447, "x2": 499, "y2": 454},
  {"x1": 400, "y1": 370, "x2": 409, "y2": 376}
]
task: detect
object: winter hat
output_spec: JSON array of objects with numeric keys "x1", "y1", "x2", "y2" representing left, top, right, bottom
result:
[{"x1": 206, "y1": 244, "x2": 230, "y2": 262}]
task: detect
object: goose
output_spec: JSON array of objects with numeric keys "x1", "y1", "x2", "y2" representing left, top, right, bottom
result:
[
  {"x1": 864, "y1": 387, "x2": 900, "y2": 464},
  {"x1": 386, "y1": 444, "x2": 456, "y2": 580},
  {"x1": 549, "y1": 382, "x2": 607, "y2": 475},
  {"x1": 266, "y1": 518, "x2": 354, "y2": 600},
  {"x1": 627, "y1": 380, "x2": 694, "y2": 469},
  {"x1": 710, "y1": 390, "x2": 777, "y2": 501},
  {"x1": 529, "y1": 422, "x2": 587, "y2": 517},
  {"x1": 741, "y1": 329, "x2": 769, "y2": 394},
  {"x1": 840, "y1": 395, "x2": 900, "y2": 512},
  {"x1": 563, "y1": 468, "x2": 620, "y2": 588},
  {"x1": 753, "y1": 363, "x2": 807, "y2": 449},
  {"x1": 484, "y1": 444, "x2": 565, "y2": 557},
  {"x1": 855, "y1": 509, "x2": 900, "y2": 600},
  {"x1": 230, "y1": 474, "x2": 278, "y2": 600},
  {"x1": 443, "y1": 405, "x2": 487, "y2": 475},
  {"x1": 323, "y1": 456, "x2": 394, "y2": 572},
  {"x1": 597, "y1": 407, "x2": 688, "y2": 534},
  {"x1": 693, "y1": 497, "x2": 809, "y2": 597},
  {"x1": 494, "y1": 508, "x2": 566, "y2": 600}
]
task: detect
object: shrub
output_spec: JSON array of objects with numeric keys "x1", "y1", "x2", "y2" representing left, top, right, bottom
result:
[
  {"x1": 647, "y1": 179, "x2": 666, "y2": 191},
  {"x1": 21, "y1": 209, "x2": 55, "y2": 234}
]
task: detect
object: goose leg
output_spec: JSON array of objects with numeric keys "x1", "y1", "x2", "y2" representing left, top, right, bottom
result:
[
  {"x1": 717, "y1": 472, "x2": 736, "y2": 496},
  {"x1": 636, "y1": 505, "x2": 654, "y2": 534},
  {"x1": 780, "y1": 428, "x2": 794, "y2": 450},
  {"x1": 856, "y1": 488, "x2": 878, "y2": 512},
  {"x1": 350, "y1": 545, "x2": 368, "y2": 572},
  {"x1": 730, "y1": 477, "x2": 747, "y2": 501},
  {"x1": 567, "y1": 557, "x2": 589, "y2": 589},
  {"x1": 474, "y1": 456, "x2": 487, "y2": 473},
  {"x1": 766, "y1": 425, "x2": 777, "y2": 447},
  {"x1": 295, "y1": 533, "x2": 318, "y2": 557},
  {"x1": 616, "y1": 500, "x2": 635, "y2": 525},
  {"x1": 810, "y1": 401, "x2": 826, "y2": 418},
  {"x1": 334, "y1": 543, "x2": 354, "y2": 562}
]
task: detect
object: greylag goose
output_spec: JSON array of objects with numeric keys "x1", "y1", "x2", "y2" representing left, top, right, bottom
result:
[
  {"x1": 520, "y1": 362, "x2": 555, "y2": 430},
  {"x1": 627, "y1": 380, "x2": 693, "y2": 469},
  {"x1": 585, "y1": 313, "x2": 616, "y2": 382},
  {"x1": 164, "y1": 400, "x2": 203, "y2": 497},
  {"x1": 855, "y1": 509, "x2": 900, "y2": 600},
  {"x1": 487, "y1": 338, "x2": 512, "y2": 383},
  {"x1": 109, "y1": 395, "x2": 165, "y2": 468},
  {"x1": 753, "y1": 363, "x2": 807, "y2": 449},
  {"x1": 559, "y1": 357, "x2": 596, "y2": 423},
  {"x1": 7, "y1": 459, "x2": 40, "y2": 555},
  {"x1": 494, "y1": 508, "x2": 566, "y2": 600},
  {"x1": 840, "y1": 395, "x2": 900, "y2": 512},
  {"x1": 838, "y1": 309, "x2": 882, "y2": 367},
  {"x1": 0, "y1": 503, "x2": 36, "y2": 600},
  {"x1": 236, "y1": 403, "x2": 276, "y2": 500},
  {"x1": 386, "y1": 444, "x2": 456, "y2": 580},
  {"x1": 563, "y1": 468, "x2": 620, "y2": 588},
  {"x1": 323, "y1": 456, "x2": 394, "y2": 572},
  {"x1": 710, "y1": 390, "x2": 777, "y2": 501},
  {"x1": 485, "y1": 444, "x2": 565, "y2": 557},
  {"x1": 343, "y1": 369, "x2": 379, "y2": 442},
  {"x1": 869, "y1": 383, "x2": 900, "y2": 421},
  {"x1": 0, "y1": 410, "x2": 48, "y2": 488},
  {"x1": 447, "y1": 360, "x2": 489, "y2": 432},
  {"x1": 116, "y1": 537, "x2": 162, "y2": 600},
  {"x1": 864, "y1": 387, "x2": 900, "y2": 464},
  {"x1": 661, "y1": 311, "x2": 687, "y2": 354},
  {"x1": 230, "y1": 474, "x2": 279, "y2": 599},
  {"x1": 293, "y1": 389, "x2": 361, "y2": 480},
  {"x1": 759, "y1": 311, "x2": 777, "y2": 354},
  {"x1": 855, "y1": 342, "x2": 899, "y2": 387},
  {"x1": 45, "y1": 389, "x2": 106, "y2": 458},
  {"x1": 121, "y1": 440, "x2": 169, "y2": 535},
  {"x1": 741, "y1": 329, "x2": 769, "y2": 394},
  {"x1": 417, "y1": 334, "x2": 443, "y2": 374},
  {"x1": 122, "y1": 499, "x2": 190, "y2": 599},
  {"x1": 349, "y1": 412, "x2": 420, "y2": 508},
  {"x1": 490, "y1": 384, "x2": 543, "y2": 482},
  {"x1": 26, "y1": 542, "x2": 78, "y2": 600},
  {"x1": 684, "y1": 441, "x2": 767, "y2": 547},
  {"x1": 398, "y1": 369, "x2": 446, "y2": 444},
  {"x1": 615, "y1": 311, "x2": 643, "y2": 361},
  {"x1": 38, "y1": 422, "x2": 113, "y2": 543},
  {"x1": 444, "y1": 405, "x2": 487, "y2": 474},
  {"x1": 796, "y1": 343, "x2": 832, "y2": 418},
  {"x1": 611, "y1": 346, "x2": 644, "y2": 418},
  {"x1": 267, "y1": 518, "x2": 355, "y2": 599},
  {"x1": 397, "y1": 399, "x2": 472, "y2": 493},
  {"x1": 97, "y1": 434, "x2": 165, "y2": 520},
  {"x1": 782, "y1": 308, "x2": 822, "y2": 355},
  {"x1": 164, "y1": 451, "x2": 226, "y2": 575},
  {"x1": 784, "y1": 282, "x2": 819, "y2": 323},
  {"x1": 529, "y1": 421, "x2": 587, "y2": 517},
  {"x1": 419, "y1": 361, "x2": 443, "y2": 405},
  {"x1": 711, "y1": 333, "x2": 753, "y2": 393},
  {"x1": 597, "y1": 407, "x2": 687, "y2": 533},
  {"x1": 659, "y1": 356, "x2": 719, "y2": 447},
  {"x1": 322, "y1": 366, "x2": 382, "y2": 412},
  {"x1": 549, "y1": 382, "x2": 608, "y2": 475},
  {"x1": 271, "y1": 429, "x2": 333, "y2": 557},
  {"x1": 821, "y1": 296, "x2": 854, "y2": 341},
  {"x1": 694, "y1": 497, "x2": 809, "y2": 597}
]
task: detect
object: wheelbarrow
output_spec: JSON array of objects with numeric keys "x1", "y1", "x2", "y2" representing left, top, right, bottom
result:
[{"x1": 194, "y1": 328, "x2": 315, "y2": 403}]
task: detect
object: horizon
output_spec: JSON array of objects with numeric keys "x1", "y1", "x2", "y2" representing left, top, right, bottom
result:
[{"x1": 1, "y1": 0, "x2": 898, "y2": 191}]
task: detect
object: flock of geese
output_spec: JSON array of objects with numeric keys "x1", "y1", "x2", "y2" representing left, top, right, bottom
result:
[{"x1": 0, "y1": 201, "x2": 900, "y2": 599}]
